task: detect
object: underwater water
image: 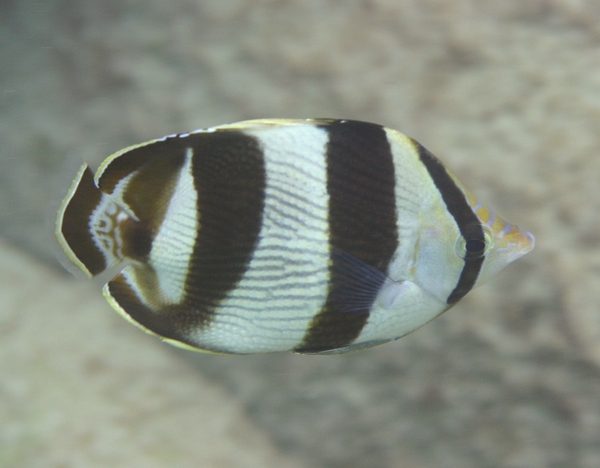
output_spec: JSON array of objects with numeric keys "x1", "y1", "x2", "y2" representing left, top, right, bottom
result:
[{"x1": 1, "y1": 1, "x2": 599, "y2": 467}]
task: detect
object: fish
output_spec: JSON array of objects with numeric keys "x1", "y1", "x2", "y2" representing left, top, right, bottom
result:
[{"x1": 55, "y1": 119, "x2": 534, "y2": 354}]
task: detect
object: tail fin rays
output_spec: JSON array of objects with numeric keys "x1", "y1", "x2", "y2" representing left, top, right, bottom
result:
[{"x1": 55, "y1": 164, "x2": 129, "y2": 277}]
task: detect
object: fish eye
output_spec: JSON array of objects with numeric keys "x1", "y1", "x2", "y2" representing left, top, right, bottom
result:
[
  {"x1": 455, "y1": 225, "x2": 493, "y2": 260},
  {"x1": 465, "y1": 238, "x2": 486, "y2": 254}
]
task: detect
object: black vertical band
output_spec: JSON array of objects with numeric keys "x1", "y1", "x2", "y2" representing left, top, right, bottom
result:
[
  {"x1": 104, "y1": 131, "x2": 266, "y2": 342},
  {"x1": 296, "y1": 120, "x2": 399, "y2": 353},
  {"x1": 179, "y1": 131, "x2": 267, "y2": 331}
]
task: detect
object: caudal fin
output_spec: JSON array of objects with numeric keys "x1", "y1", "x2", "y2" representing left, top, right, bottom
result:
[{"x1": 55, "y1": 164, "x2": 129, "y2": 277}]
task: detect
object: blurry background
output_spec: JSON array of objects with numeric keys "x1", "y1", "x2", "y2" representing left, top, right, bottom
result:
[{"x1": 1, "y1": 0, "x2": 599, "y2": 467}]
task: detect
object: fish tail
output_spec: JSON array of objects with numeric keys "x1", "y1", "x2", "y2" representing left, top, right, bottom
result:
[{"x1": 55, "y1": 163, "x2": 130, "y2": 277}]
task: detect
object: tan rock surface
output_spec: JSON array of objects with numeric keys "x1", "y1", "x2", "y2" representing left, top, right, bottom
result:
[{"x1": 0, "y1": 240, "x2": 305, "y2": 468}]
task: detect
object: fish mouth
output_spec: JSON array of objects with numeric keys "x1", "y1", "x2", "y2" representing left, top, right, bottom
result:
[
  {"x1": 521, "y1": 229, "x2": 535, "y2": 254},
  {"x1": 499, "y1": 224, "x2": 535, "y2": 258}
]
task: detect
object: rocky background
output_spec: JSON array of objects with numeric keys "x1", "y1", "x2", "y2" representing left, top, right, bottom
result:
[{"x1": 1, "y1": 0, "x2": 599, "y2": 467}]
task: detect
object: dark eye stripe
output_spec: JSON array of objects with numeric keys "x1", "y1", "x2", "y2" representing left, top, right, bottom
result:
[{"x1": 414, "y1": 140, "x2": 485, "y2": 305}]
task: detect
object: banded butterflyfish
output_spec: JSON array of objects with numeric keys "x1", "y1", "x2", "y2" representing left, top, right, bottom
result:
[{"x1": 55, "y1": 119, "x2": 534, "y2": 354}]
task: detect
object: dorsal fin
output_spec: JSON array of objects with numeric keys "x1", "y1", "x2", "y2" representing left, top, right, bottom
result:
[{"x1": 95, "y1": 138, "x2": 188, "y2": 225}]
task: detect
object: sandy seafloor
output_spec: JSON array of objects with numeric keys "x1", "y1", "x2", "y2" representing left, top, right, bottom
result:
[{"x1": 1, "y1": 1, "x2": 600, "y2": 467}]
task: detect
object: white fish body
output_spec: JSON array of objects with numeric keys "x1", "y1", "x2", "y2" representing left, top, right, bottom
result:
[{"x1": 55, "y1": 119, "x2": 534, "y2": 354}]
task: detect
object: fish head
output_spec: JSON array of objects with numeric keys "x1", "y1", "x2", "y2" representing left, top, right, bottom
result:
[
  {"x1": 410, "y1": 180, "x2": 534, "y2": 306},
  {"x1": 465, "y1": 192, "x2": 535, "y2": 287}
]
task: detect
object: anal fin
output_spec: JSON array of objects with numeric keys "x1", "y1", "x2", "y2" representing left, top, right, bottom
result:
[{"x1": 103, "y1": 265, "x2": 206, "y2": 352}]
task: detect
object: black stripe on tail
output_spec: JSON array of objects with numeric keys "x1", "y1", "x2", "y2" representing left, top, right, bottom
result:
[{"x1": 55, "y1": 165, "x2": 114, "y2": 276}]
